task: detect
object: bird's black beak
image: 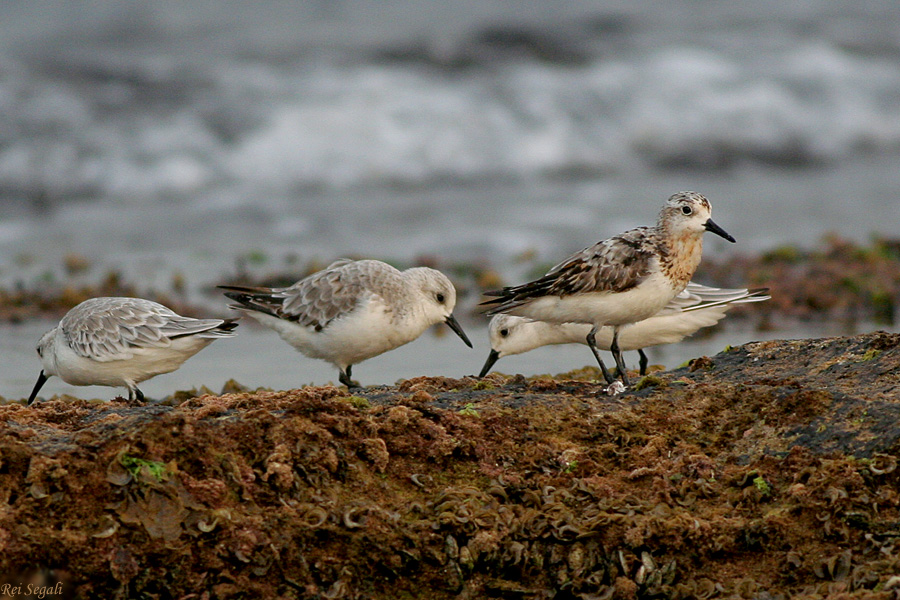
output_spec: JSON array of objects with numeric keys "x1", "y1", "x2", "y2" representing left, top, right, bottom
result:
[
  {"x1": 444, "y1": 314, "x2": 473, "y2": 348},
  {"x1": 478, "y1": 349, "x2": 500, "y2": 378},
  {"x1": 28, "y1": 370, "x2": 48, "y2": 406},
  {"x1": 704, "y1": 218, "x2": 736, "y2": 243}
]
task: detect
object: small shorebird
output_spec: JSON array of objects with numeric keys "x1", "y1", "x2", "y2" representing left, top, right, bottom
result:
[
  {"x1": 28, "y1": 297, "x2": 238, "y2": 404},
  {"x1": 479, "y1": 283, "x2": 769, "y2": 378},
  {"x1": 219, "y1": 259, "x2": 473, "y2": 388},
  {"x1": 482, "y1": 191, "x2": 735, "y2": 387}
]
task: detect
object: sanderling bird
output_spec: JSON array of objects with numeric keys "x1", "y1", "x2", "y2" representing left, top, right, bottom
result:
[
  {"x1": 219, "y1": 259, "x2": 473, "y2": 388},
  {"x1": 482, "y1": 191, "x2": 735, "y2": 387},
  {"x1": 479, "y1": 283, "x2": 769, "y2": 378},
  {"x1": 28, "y1": 297, "x2": 238, "y2": 404}
]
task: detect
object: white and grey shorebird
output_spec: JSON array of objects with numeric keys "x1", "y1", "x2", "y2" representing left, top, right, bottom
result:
[
  {"x1": 219, "y1": 259, "x2": 473, "y2": 388},
  {"x1": 28, "y1": 297, "x2": 238, "y2": 404},
  {"x1": 482, "y1": 191, "x2": 736, "y2": 387},
  {"x1": 479, "y1": 283, "x2": 769, "y2": 378}
]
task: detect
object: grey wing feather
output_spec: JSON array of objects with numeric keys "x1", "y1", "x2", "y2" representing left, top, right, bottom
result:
[
  {"x1": 662, "y1": 284, "x2": 771, "y2": 314},
  {"x1": 63, "y1": 298, "x2": 234, "y2": 361},
  {"x1": 322, "y1": 258, "x2": 355, "y2": 270},
  {"x1": 248, "y1": 260, "x2": 399, "y2": 330},
  {"x1": 279, "y1": 267, "x2": 371, "y2": 329}
]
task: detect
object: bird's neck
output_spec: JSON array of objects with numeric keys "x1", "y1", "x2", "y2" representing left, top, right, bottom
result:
[{"x1": 659, "y1": 231, "x2": 704, "y2": 290}]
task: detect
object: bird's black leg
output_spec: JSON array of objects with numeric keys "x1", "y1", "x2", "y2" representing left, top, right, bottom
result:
[
  {"x1": 126, "y1": 387, "x2": 145, "y2": 403},
  {"x1": 586, "y1": 326, "x2": 615, "y2": 384},
  {"x1": 610, "y1": 329, "x2": 630, "y2": 387},
  {"x1": 339, "y1": 366, "x2": 358, "y2": 388},
  {"x1": 638, "y1": 349, "x2": 649, "y2": 376}
]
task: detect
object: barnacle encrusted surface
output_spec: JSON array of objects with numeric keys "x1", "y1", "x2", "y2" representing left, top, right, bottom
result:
[{"x1": 1, "y1": 331, "x2": 899, "y2": 598}]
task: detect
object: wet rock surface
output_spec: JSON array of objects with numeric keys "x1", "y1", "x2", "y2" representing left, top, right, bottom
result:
[{"x1": 1, "y1": 332, "x2": 899, "y2": 599}]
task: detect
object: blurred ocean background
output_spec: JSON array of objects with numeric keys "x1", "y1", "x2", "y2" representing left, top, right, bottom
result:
[{"x1": 2, "y1": 0, "x2": 900, "y2": 399}]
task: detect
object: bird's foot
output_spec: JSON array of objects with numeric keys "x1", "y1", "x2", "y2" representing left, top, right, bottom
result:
[
  {"x1": 338, "y1": 367, "x2": 361, "y2": 389},
  {"x1": 338, "y1": 375, "x2": 361, "y2": 389},
  {"x1": 611, "y1": 367, "x2": 631, "y2": 388},
  {"x1": 113, "y1": 395, "x2": 146, "y2": 407}
]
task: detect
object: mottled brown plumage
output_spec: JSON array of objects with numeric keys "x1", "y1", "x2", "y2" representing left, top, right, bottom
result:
[{"x1": 483, "y1": 226, "x2": 657, "y2": 312}]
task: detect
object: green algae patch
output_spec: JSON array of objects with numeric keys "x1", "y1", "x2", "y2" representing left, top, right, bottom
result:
[
  {"x1": 860, "y1": 348, "x2": 882, "y2": 361},
  {"x1": 633, "y1": 374, "x2": 666, "y2": 391},
  {"x1": 119, "y1": 455, "x2": 169, "y2": 482},
  {"x1": 342, "y1": 395, "x2": 371, "y2": 410}
]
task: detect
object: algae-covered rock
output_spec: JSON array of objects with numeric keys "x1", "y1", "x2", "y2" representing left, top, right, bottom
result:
[{"x1": 0, "y1": 332, "x2": 898, "y2": 598}]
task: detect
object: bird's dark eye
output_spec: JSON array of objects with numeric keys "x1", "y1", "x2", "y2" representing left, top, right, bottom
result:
[
  {"x1": 436, "y1": 293, "x2": 445, "y2": 303},
  {"x1": 36, "y1": 347, "x2": 42, "y2": 357},
  {"x1": 500, "y1": 328, "x2": 509, "y2": 337},
  {"x1": 681, "y1": 205, "x2": 692, "y2": 215}
]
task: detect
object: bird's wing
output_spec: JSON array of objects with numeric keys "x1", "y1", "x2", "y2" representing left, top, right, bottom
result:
[
  {"x1": 62, "y1": 298, "x2": 229, "y2": 361},
  {"x1": 483, "y1": 227, "x2": 657, "y2": 314},
  {"x1": 660, "y1": 284, "x2": 771, "y2": 314},
  {"x1": 221, "y1": 260, "x2": 398, "y2": 331}
]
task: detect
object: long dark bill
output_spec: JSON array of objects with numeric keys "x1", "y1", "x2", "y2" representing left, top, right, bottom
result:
[
  {"x1": 704, "y1": 218, "x2": 736, "y2": 243},
  {"x1": 478, "y1": 349, "x2": 500, "y2": 378},
  {"x1": 445, "y1": 314, "x2": 473, "y2": 348},
  {"x1": 27, "y1": 370, "x2": 48, "y2": 406}
]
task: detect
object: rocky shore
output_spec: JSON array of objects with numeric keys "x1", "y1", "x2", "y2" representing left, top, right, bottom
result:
[{"x1": 1, "y1": 331, "x2": 898, "y2": 598}]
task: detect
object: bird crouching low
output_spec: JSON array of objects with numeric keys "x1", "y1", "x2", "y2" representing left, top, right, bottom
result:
[
  {"x1": 28, "y1": 297, "x2": 238, "y2": 405},
  {"x1": 479, "y1": 284, "x2": 768, "y2": 378},
  {"x1": 220, "y1": 259, "x2": 472, "y2": 388}
]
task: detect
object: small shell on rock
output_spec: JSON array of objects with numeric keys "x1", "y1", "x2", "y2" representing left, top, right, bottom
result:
[
  {"x1": 92, "y1": 515, "x2": 120, "y2": 538},
  {"x1": 445, "y1": 534, "x2": 459, "y2": 561},
  {"x1": 342, "y1": 506, "x2": 365, "y2": 529},
  {"x1": 506, "y1": 541, "x2": 525, "y2": 566},
  {"x1": 410, "y1": 474, "x2": 432, "y2": 488},
  {"x1": 105, "y1": 460, "x2": 133, "y2": 486},
  {"x1": 814, "y1": 550, "x2": 852, "y2": 581},
  {"x1": 458, "y1": 545, "x2": 474, "y2": 571},
  {"x1": 567, "y1": 543, "x2": 585, "y2": 574},
  {"x1": 605, "y1": 381, "x2": 626, "y2": 396},
  {"x1": 28, "y1": 482, "x2": 48, "y2": 499},
  {"x1": 884, "y1": 575, "x2": 900, "y2": 591},
  {"x1": 197, "y1": 516, "x2": 219, "y2": 533},
  {"x1": 870, "y1": 453, "x2": 897, "y2": 475}
]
